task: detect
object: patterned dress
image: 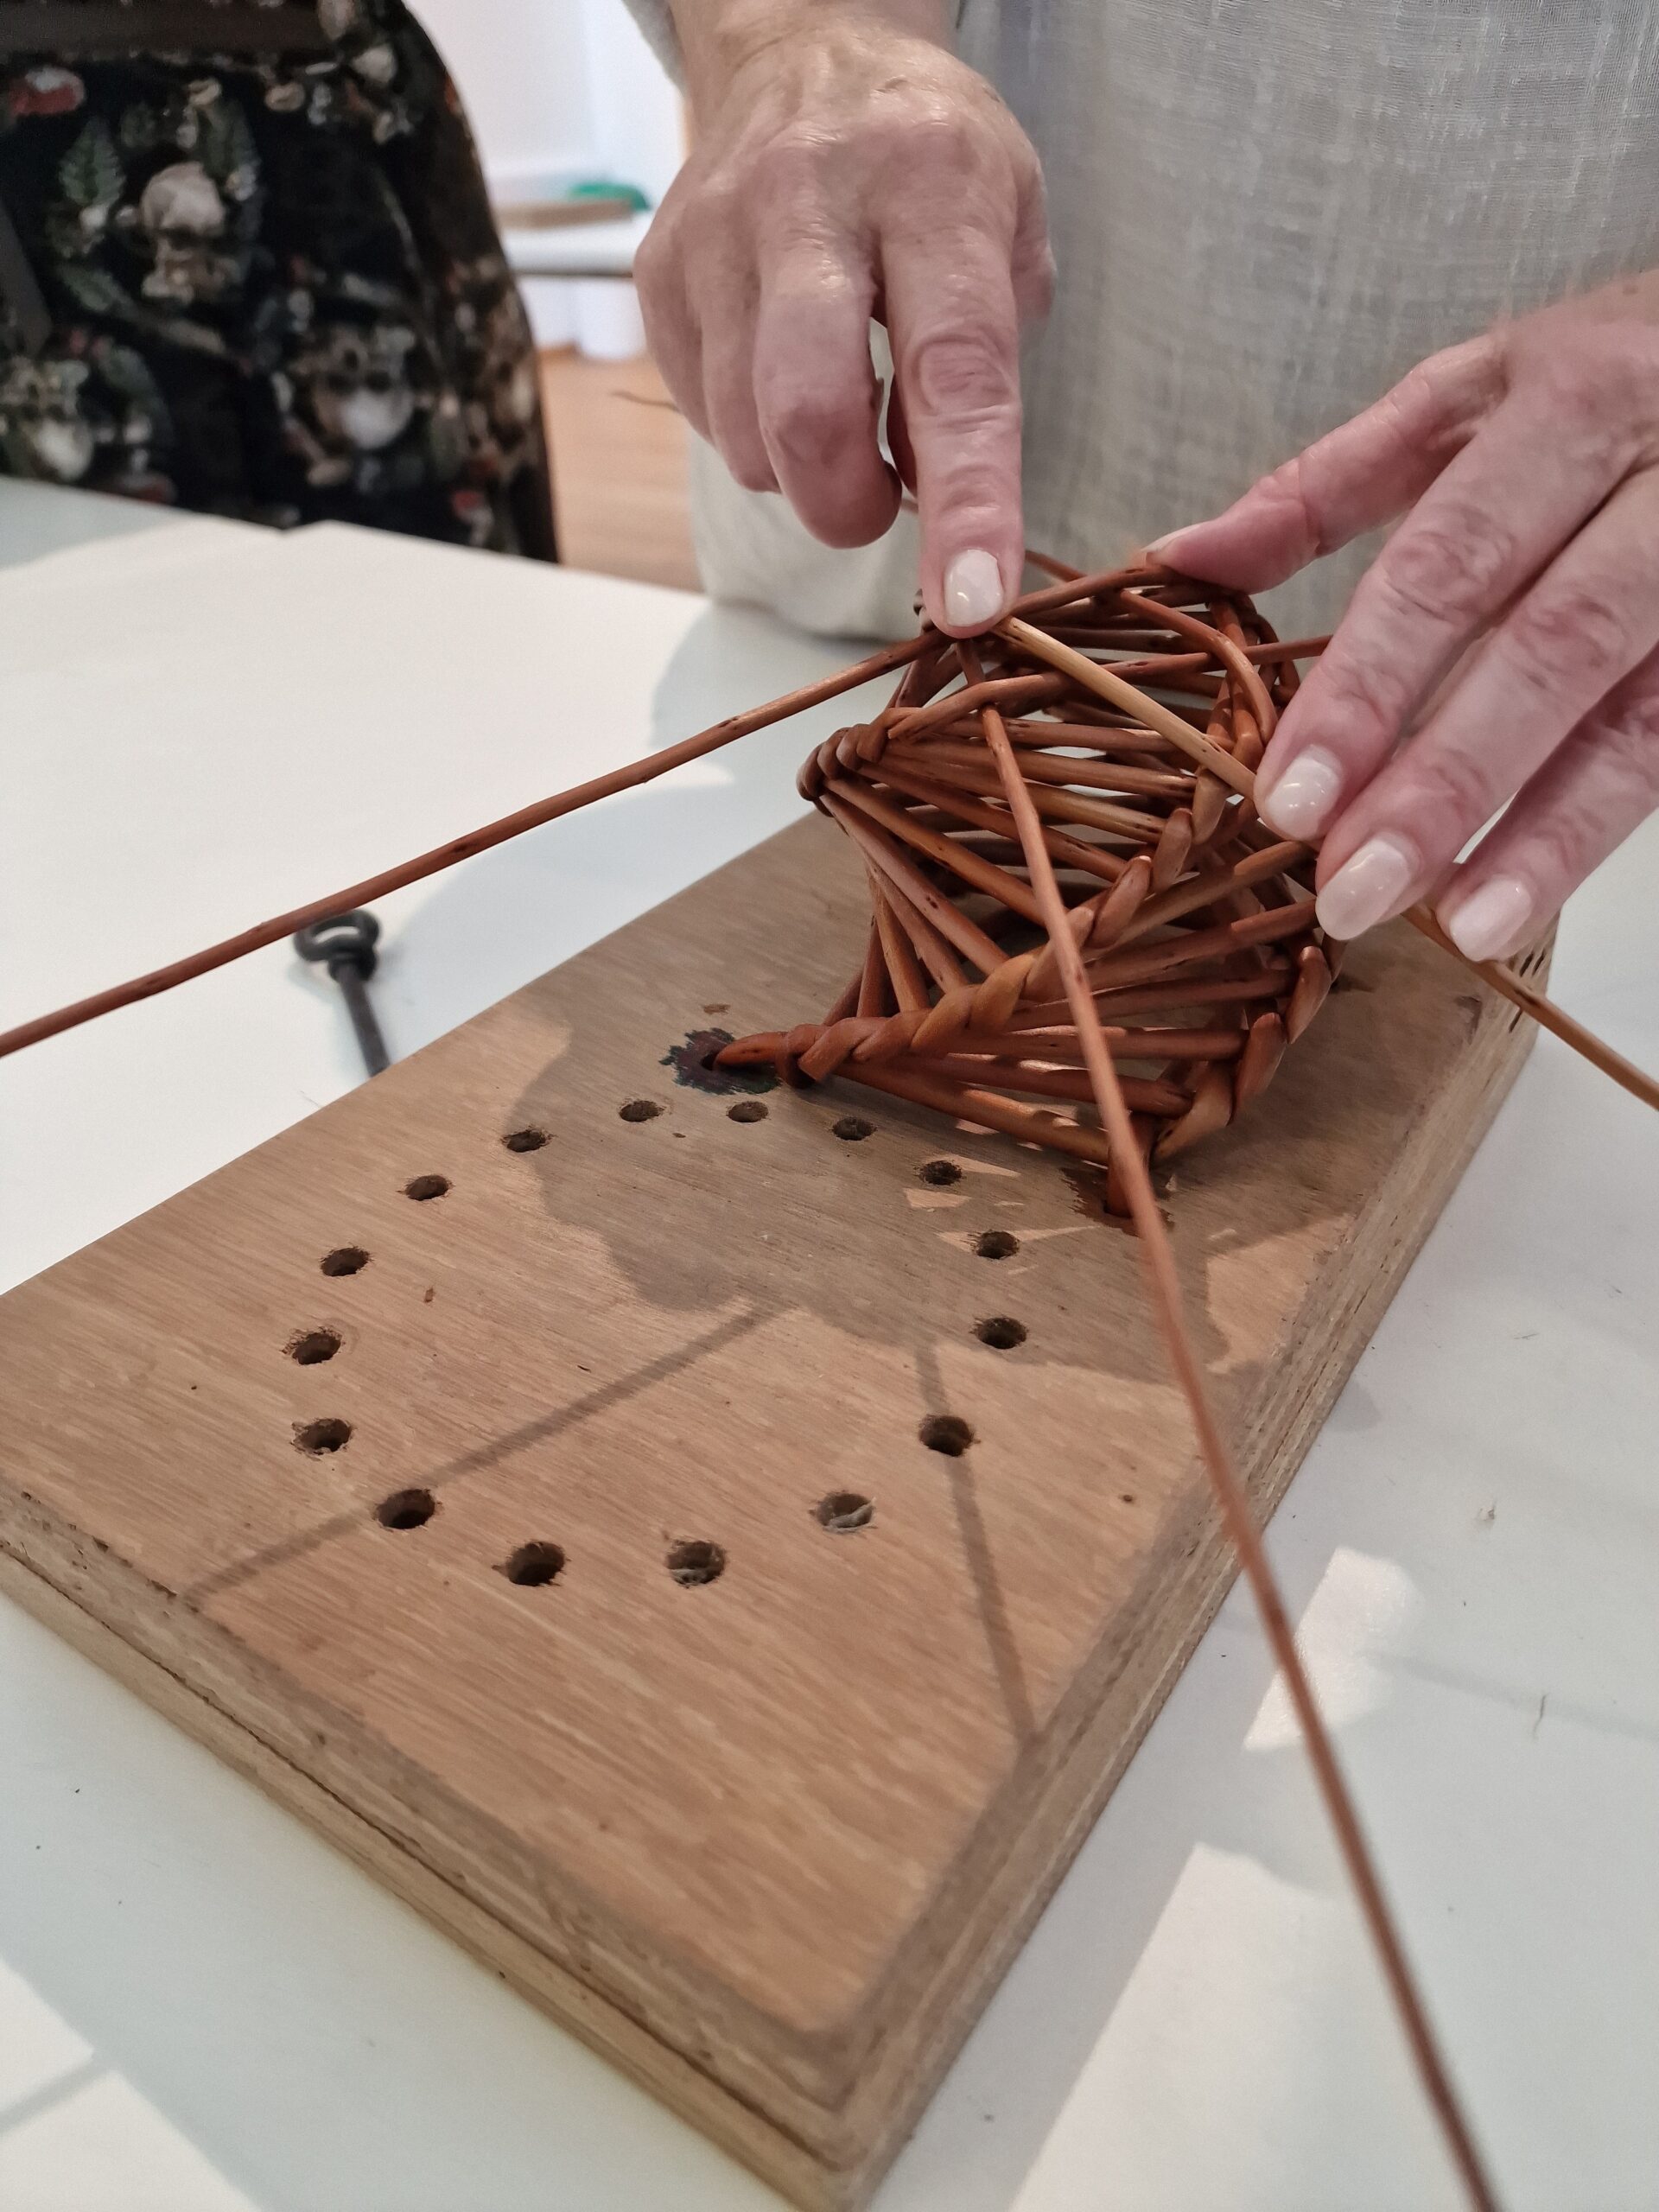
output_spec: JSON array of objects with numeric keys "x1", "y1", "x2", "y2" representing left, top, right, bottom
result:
[{"x1": 0, "y1": 0, "x2": 556, "y2": 556}]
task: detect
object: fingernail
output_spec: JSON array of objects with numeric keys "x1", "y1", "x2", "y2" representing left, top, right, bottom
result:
[
  {"x1": 943, "y1": 549, "x2": 1005, "y2": 631},
  {"x1": 1441, "y1": 875, "x2": 1534, "y2": 964},
  {"x1": 1315, "y1": 832, "x2": 1421, "y2": 941},
  {"x1": 1144, "y1": 528, "x2": 1185, "y2": 559},
  {"x1": 1259, "y1": 745, "x2": 1343, "y2": 839}
]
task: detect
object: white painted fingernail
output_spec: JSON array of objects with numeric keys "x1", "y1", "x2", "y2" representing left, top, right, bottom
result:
[
  {"x1": 1315, "y1": 832, "x2": 1420, "y2": 941},
  {"x1": 1441, "y1": 875, "x2": 1534, "y2": 964},
  {"x1": 943, "y1": 548, "x2": 1005, "y2": 632},
  {"x1": 1260, "y1": 745, "x2": 1343, "y2": 839}
]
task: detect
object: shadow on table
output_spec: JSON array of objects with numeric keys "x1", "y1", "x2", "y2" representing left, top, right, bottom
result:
[{"x1": 357, "y1": 601, "x2": 892, "y2": 1066}]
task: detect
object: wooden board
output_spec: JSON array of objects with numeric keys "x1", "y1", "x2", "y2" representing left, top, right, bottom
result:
[{"x1": 0, "y1": 813, "x2": 1544, "y2": 2208}]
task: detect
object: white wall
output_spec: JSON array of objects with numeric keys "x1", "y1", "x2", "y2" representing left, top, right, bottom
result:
[
  {"x1": 417, "y1": 0, "x2": 681, "y2": 207},
  {"x1": 575, "y1": 0, "x2": 682, "y2": 207}
]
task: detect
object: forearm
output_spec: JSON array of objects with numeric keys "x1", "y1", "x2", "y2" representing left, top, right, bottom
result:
[{"x1": 665, "y1": 0, "x2": 947, "y2": 115}]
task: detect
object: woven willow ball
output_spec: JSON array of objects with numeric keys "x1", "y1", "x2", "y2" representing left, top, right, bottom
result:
[{"x1": 720, "y1": 569, "x2": 1334, "y2": 1201}]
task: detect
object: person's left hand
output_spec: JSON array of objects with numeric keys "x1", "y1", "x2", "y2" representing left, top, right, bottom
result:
[{"x1": 1152, "y1": 269, "x2": 1659, "y2": 963}]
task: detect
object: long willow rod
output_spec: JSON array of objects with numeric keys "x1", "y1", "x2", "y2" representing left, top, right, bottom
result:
[
  {"x1": 0, "y1": 563, "x2": 1192, "y2": 1064},
  {"x1": 0, "y1": 632, "x2": 934, "y2": 1060},
  {"x1": 961, "y1": 644, "x2": 1505, "y2": 2209},
  {"x1": 1002, "y1": 619, "x2": 1659, "y2": 1116}
]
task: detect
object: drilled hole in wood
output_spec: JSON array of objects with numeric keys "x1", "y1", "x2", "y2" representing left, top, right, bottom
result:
[
  {"x1": 295, "y1": 1417, "x2": 351, "y2": 1455},
  {"x1": 920, "y1": 1414, "x2": 975, "y2": 1457},
  {"x1": 667, "y1": 1539, "x2": 725, "y2": 1586},
  {"x1": 404, "y1": 1174, "x2": 450, "y2": 1201},
  {"x1": 287, "y1": 1328, "x2": 340, "y2": 1366},
  {"x1": 501, "y1": 1541, "x2": 565, "y2": 1586},
  {"x1": 975, "y1": 1230, "x2": 1020, "y2": 1260},
  {"x1": 919, "y1": 1159, "x2": 963, "y2": 1185},
  {"x1": 376, "y1": 1487, "x2": 435, "y2": 1530},
  {"x1": 976, "y1": 1316, "x2": 1027, "y2": 1350},
  {"x1": 816, "y1": 1491, "x2": 874, "y2": 1533},
  {"x1": 620, "y1": 1099, "x2": 663, "y2": 1122},
  {"x1": 321, "y1": 1246, "x2": 368, "y2": 1277},
  {"x1": 728, "y1": 1100, "x2": 768, "y2": 1123},
  {"x1": 832, "y1": 1116, "x2": 874, "y2": 1141},
  {"x1": 502, "y1": 1128, "x2": 548, "y2": 1153}
]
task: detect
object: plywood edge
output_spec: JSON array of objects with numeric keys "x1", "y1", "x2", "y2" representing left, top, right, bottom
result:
[
  {"x1": 0, "y1": 1480, "x2": 862, "y2": 2163},
  {"x1": 808, "y1": 963, "x2": 1544, "y2": 2191},
  {"x1": 0, "y1": 1543, "x2": 872, "y2": 2212}
]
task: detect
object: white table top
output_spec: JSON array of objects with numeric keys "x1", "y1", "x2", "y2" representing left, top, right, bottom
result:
[
  {"x1": 501, "y1": 210, "x2": 652, "y2": 279},
  {"x1": 1, "y1": 484, "x2": 1656, "y2": 2212}
]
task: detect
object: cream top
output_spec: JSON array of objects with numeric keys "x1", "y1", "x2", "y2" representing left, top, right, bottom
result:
[{"x1": 627, "y1": 1, "x2": 1659, "y2": 639}]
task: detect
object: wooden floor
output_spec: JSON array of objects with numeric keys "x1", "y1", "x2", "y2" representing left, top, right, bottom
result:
[{"x1": 539, "y1": 349, "x2": 700, "y2": 594}]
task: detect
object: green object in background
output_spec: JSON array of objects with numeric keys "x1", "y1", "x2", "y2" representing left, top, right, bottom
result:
[
  {"x1": 493, "y1": 177, "x2": 652, "y2": 232},
  {"x1": 569, "y1": 178, "x2": 651, "y2": 213}
]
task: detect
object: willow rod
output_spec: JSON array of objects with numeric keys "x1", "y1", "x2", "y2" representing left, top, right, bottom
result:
[
  {"x1": 0, "y1": 632, "x2": 932, "y2": 1061},
  {"x1": 962, "y1": 640, "x2": 1501, "y2": 2212},
  {"x1": 0, "y1": 567, "x2": 1196, "y2": 1062},
  {"x1": 1002, "y1": 617, "x2": 1659, "y2": 1116}
]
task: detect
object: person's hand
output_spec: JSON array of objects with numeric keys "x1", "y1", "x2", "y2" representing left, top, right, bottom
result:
[
  {"x1": 1154, "y1": 270, "x2": 1659, "y2": 963},
  {"x1": 638, "y1": 0, "x2": 1052, "y2": 633}
]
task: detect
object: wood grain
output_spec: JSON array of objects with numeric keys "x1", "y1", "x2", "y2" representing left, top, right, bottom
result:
[{"x1": 0, "y1": 814, "x2": 1545, "y2": 2208}]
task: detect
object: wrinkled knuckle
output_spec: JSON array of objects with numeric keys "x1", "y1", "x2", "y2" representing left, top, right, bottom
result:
[
  {"x1": 691, "y1": 173, "x2": 747, "y2": 235},
  {"x1": 1387, "y1": 360, "x2": 1446, "y2": 435},
  {"x1": 1456, "y1": 332, "x2": 1510, "y2": 413},
  {"x1": 1523, "y1": 345, "x2": 1650, "y2": 468},
  {"x1": 1378, "y1": 365, "x2": 1450, "y2": 469},
  {"x1": 1527, "y1": 348, "x2": 1603, "y2": 423},
  {"x1": 925, "y1": 462, "x2": 1007, "y2": 529},
  {"x1": 1522, "y1": 810, "x2": 1594, "y2": 889},
  {"x1": 1246, "y1": 455, "x2": 1323, "y2": 556},
  {"x1": 1382, "y1": 510, "x2": 1511, "y2": 626},
  {"x1": 898, "y1": 100, "x2": 982, "y2": 172},
  {"x1": 1408, "y1": 747, "x2": 1499, "y2": 834},
  {"x1": 905, "y1": 328, "x2": 1018, "y2": 421},
  {"x1": 1312, "y1": 647, "x2": 1410, "y2": 748},
  {"x1": 752, "y1": 127, "x2": 826, "y2": 200},
  {"x1": 1504, "y1": 585, "x2": 1633, "y2": 700},
  {"x1": 761, "y1": 379, "x2": 861, "y2": 467},
  {"x1": 1592, "y1": 677, "x2": 1659, "y2": 785},
  {"x1": 1388, "y1": 341, "x2": 1503, "y2": 457}
]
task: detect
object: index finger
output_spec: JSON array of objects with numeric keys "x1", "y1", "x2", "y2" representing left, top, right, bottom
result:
[
  {"x1": 1153, "y1": 334, "x2": 1504, "y2": 591},
  {"x1": 882, "y1": 226, "x2": 1026, "y2": 635},
  {"x1": 753, "y1": 235, "x2": 901, "y2": 549}
]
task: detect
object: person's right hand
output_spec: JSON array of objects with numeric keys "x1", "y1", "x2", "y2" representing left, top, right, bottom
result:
[{"x1": 637, "y1": 0, "x2": 1052, "y2": 634}]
